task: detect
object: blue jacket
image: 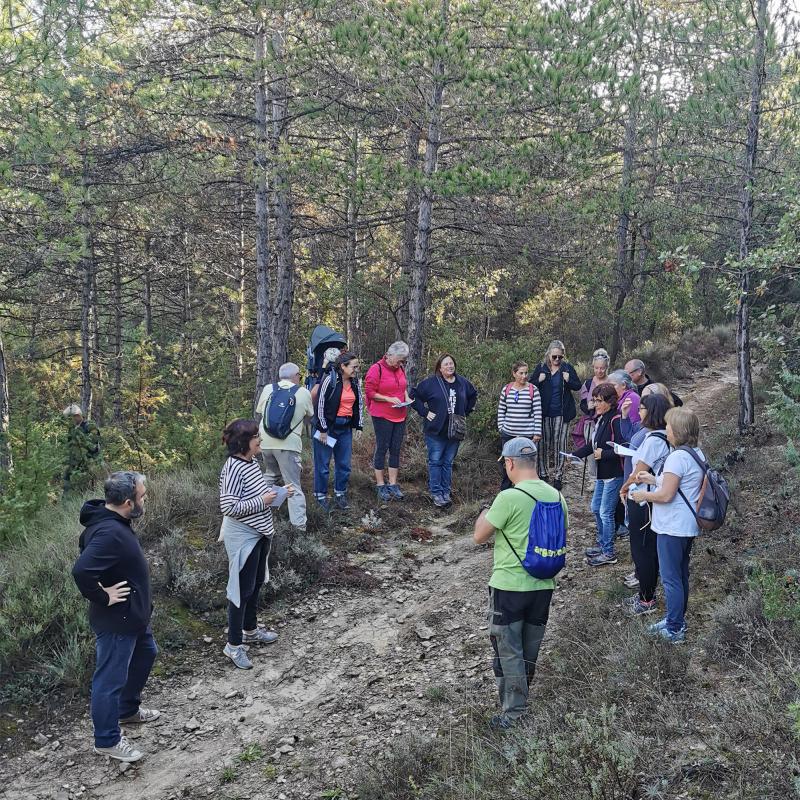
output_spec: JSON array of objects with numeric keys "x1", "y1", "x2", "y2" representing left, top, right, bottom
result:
[
  {"x1": 412, "y1": 374, "x2": 478, "y2": 437},
  {"x1": 72, "y1": 500, "x2": 153, "y2": 634},
  {"x1": 532, "y1": 362, "x2": 581, "y2": 422}
]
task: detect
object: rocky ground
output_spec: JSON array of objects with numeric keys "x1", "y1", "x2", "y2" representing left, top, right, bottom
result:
[{"x1": 0, "y1": 358, "x2": 739, "y2": 800}]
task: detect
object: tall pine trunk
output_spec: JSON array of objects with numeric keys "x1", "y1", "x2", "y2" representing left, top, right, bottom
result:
[
  {"x1": 0, "y1": 331, "x2": 12, "y2": 487},
  {"x1": 397, "y1": 123, "x2": 421, "y2": 338},
  {"x1": 407, "y1": 0, "x2": 447, "y2": 385},
  {"x1": 112, "y1": 253, "x2": 123, "y2": 425},
  {"x1": 345, "y1": 131, "x2": 360, "y2": 350},
  {"x1": 269, "y1": 26, "x2": 294, "y2": 376},
  {"x1": 253, "y1": 21, "x2": 272, "y2": 408},
  {"x1": 736, "y1": 0, "x2": 767, "y2": 434}
]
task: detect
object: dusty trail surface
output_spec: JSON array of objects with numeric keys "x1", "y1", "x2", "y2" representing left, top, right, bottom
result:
[{"x1": 0, "y1": 357, "x2": 738, "y2": 800}]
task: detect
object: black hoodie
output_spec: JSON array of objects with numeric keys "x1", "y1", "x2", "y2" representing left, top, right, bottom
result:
[{"x1": 72, "y1": 499, "x2": 153, "y2": 634}]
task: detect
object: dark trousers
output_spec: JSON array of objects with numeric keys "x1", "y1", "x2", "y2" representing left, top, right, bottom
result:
[
  {"x1": 91, "y1": 627, "x2": 158, "y2": 747},
  {"x1": 628, "y1": 499, "x2": 659, "y2": 602},
  {"x1": 488, "y1": 587, "x2": 553, "y2": 720},
  {"x1": 372, "y1": 417, "x2": 406, "y2": 470},
  {"x1": 227, "y1": 537, "x2": 270, "y2": 646},
  {"x1": 499, "y1": 433, "x2": 515, "y2": 490}
]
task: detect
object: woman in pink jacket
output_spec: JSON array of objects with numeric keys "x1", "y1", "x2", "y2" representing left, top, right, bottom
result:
[{"x1": 364, "y1": 341, "x2": 411, "y2": 501}]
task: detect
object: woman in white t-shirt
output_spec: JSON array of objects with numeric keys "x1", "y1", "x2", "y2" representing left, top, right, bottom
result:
[{"x1": 630, "y1": 407, "x2": 705, "y2": 643}]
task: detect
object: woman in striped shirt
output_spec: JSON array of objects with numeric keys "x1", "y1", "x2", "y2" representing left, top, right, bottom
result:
[
  {"x1": 219, "y1": 419, "x2": 293, "y2": 669},
  {"x1": 497, "y1": 361, "x2": 542, "y2": 490}
]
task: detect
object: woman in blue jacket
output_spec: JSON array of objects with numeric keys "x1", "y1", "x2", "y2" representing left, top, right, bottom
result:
[
  {"x1": 532, "y1": 340, "x2": 582, "y2": 490},
  {"x1": 412, "y1": 354, "x2": 478, "y2": 507}
]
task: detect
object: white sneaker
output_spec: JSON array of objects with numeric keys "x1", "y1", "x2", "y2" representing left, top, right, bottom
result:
[
  {"x1": 94, "y1": 735, "x2": 144, "y2": 762},
  {"x1": 223, "y1": 642, "x2": 253, "y2": 669},
  {"x1": 119, "y1": 708, "x2": 161, "y2": 724}
]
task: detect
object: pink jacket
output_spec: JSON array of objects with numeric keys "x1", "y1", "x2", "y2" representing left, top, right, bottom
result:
[{"x1": 364, "y1": 358, "x2": 408, "y2": 422}]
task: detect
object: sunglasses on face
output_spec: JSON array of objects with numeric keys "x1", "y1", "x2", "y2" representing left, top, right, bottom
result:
[{"x1": 551, "y1": 355, "x2": 564, "y2": 361}]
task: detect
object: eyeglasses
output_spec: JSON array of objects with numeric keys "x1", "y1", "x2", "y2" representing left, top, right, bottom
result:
[{"x1": 551, "y1": 355, "x2": 564, "y2": 361}]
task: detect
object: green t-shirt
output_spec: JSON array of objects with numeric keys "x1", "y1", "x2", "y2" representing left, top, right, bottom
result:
[{"x1": 485, "y1": 479, "x2": 568, "y2": 592}]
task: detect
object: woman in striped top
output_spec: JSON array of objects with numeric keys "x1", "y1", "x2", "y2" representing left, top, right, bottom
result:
[
  {"x1": 497, "y1": 361, "x2": 542, "y2": 490},
  {"x1": 218, "y1": 419, "x2": 293, "y2": 670}
]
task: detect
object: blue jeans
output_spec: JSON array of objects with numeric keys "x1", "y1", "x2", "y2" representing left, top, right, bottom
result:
[
  {"x1": 657, "y1": 534, "x2": 694, "y2": 633},
  {"x1": 313, "y1": 419, "x2": 353, "y2": 497},
  {"x1": 590, "y1": 477, "x2": 624, "y2": 556},
  {"x1": 91, "y1": 627, "x2": 158, "y2": 747},
  {"x1": 424, "y1": 433, "x2": 461, "y2": 496}
]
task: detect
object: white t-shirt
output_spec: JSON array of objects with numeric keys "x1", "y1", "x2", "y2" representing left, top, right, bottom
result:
[
  {"x1": 651, "y1": 447, "x2": 706, "y2": 538},
  {"x1": 636, "y1": 430, "x2": 670, "y2": 473}
]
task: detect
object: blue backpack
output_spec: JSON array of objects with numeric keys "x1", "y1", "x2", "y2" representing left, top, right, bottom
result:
[
  {"x1": 264, "y1": 384, "x2": 301, "y2": 439},
  {"x1": 498, "y1": 487, "x2": 567, "y2": 579}
]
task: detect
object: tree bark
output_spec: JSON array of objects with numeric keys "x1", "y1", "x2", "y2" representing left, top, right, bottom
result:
[
  {"x1": 0, "y1": 330, "x2": 12, "y2": 486},
  {"x1": 736, "y1": 0, "x2": 767, "y2": 434},
  {"x1": 112, "y1": 252, "x2": 123, "y2": 425},
  {"x1": 345, "y1": 130, "x2": 360, "y2": 350},
  {"x1": 269, "y1": 25, "x2": 295, "y2": 376},
  {"x1": 143, "y1": 237, "x2": 153, "y2": 337},
  {"x1": 407, "y1": 0, "x2": 448, "y2": 385},
  {"x1": 253, "y1": 20, "x2": 272, "y2": 408},
  {"x1": 397, "y1": 123, "x2": 421, "y2": 338},
  {"x1": 79, "y1": 153, "x2": 95, "y2": 417},
  {"x1": 234, "y1": 184, "x2": 246, "y2": 387}
]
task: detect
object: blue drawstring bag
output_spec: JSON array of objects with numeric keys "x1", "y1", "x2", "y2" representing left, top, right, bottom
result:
[{"x1": 499, "y1": 488, "x2": 567, "y2": 579}]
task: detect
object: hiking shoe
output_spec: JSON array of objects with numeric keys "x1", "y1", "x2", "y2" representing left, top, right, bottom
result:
[
  {"x1": 223, "y1": 643, "x2": 253, "y2": 670},
  {"x1": 376, "y1": 485, "x2": 392, "y2": 502},
  {"x1": 489, "y1": 714, "x2": 514, "y2": 731},
  {"x1": 587, "y1": 552, "x2": 618, "y2": 566},
  {"x1": 334, "y1": 493, "x2": 350, "y2": 510},
  {"x1": 242, "y1": 627, "x2": 278, "y2": 645},
  {"x1": 628, "y1": 598, "x2": 658, "y2": 616},
  {"x1": 623, "y1": 571, "x2": 639, "y2": 588},
  {"x1": 432, "y1": 494, "x2": 448, "y2": 508},
  {"x1": 584, "y1": 546, "x2": 603, "y2": 558},
  {"x1": 387, "y1": 484, "x2": 404, "y2": 500},
  {"x1": 316, "y1": 496, "x2": 331, "y2": 513},
  {"x1": 647, "y1": 618, "x2": 688, "y2": 635},
  {"x1": 93, "y1": 736, "x2": 144, "y2": 763},
  {"x1": 652, "y1": 626, "x2": 685, "y2": 644},
  {"x1": 621, "y1": 594, "x2": 639, "y2": 610},
  {"x1": 616, "y1": 525, "x2": 630, "y2": 539},
  {"x1": 442, "y1": 492, "x2": 452, "y2": 505},
  {"x1": 119, "y1": 708, "x2": 161, "y2": 724}
]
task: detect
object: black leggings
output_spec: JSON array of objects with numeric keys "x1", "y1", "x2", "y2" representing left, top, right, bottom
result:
[
  {"x1": 227, "y1": 537, "x2": 270, "y2": 646},
  {"x1": 372, "y1": 417, "x2": 406, "y2": 470},
  {"x1": 628, "y1": 499, "x2": 658, "y2": 602}
]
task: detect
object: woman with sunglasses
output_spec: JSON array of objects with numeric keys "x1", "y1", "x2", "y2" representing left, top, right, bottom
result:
[
  {"x1": 532, "y1": 340, "x2": 581, "y2": 490},
  {"x1": 364, "y1": 341, "x2": 411, "y2": 502}
]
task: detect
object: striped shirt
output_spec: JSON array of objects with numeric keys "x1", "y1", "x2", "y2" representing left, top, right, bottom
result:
[
  {"x1": 497, "y1": 383, "x2": 542, "y2": 437},
  {"x1": 219, "y1": 456, "x2": 274, "y2": 536}
]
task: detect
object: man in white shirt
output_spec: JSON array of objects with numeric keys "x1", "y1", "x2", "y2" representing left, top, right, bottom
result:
[{"x1": 255, "y1": 363, "x2": 314, "y2": 531}]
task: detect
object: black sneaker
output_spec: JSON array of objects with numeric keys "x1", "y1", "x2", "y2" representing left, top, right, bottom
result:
[
  {"x1": 334, "y1": 493, "x2": 350, "y2": 510},
  {"x1": 489, "y1": 714, "x2": 514, "y2": 731},
  {"x1": 587, "y1": 552, "x2": 618, "y2": 566},
  {"x1": 584, "y1": 546, "x2": 603, "y2": 557}
]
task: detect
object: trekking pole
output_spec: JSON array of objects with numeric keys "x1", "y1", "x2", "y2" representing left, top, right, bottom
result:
[{"x1": 580, "y1": 458, "x2": 587, "y2": 497}]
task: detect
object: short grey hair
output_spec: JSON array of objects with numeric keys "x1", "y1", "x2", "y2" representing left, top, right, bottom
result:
[
  {"x1": 386, "y1": 341, "x2": 409, "y2": 359},
  {"x1": 608, "y1": 369, "x2": 634, "y2": 389},
  {"x1": 104, "y1": 471, "x2": 146, "y2": 506},
  {"x1": 627, "y1": 358, "x2": 646, "y2": 373},
  {"x1": 278, "y1": 362, "x2": 301, "y2": 380}
]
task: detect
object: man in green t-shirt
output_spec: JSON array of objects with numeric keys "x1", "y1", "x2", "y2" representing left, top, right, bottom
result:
[{"x1": 474, "y1": 436, "x2": 568, "y2": 729}]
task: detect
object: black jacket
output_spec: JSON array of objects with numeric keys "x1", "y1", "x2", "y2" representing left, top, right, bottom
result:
[
  {"x1": 572, "y1": 409, "x2": 624, "y2": 479},
  {"x1": 411, "y1": 374, "x2": 478, "y2": 437},
  {"x1": 72, "y1": 500, "x2": 153, "y2": 634},
  {"x1": 532, "y1": 362, "x2": 582, "y2": 422},
  {"x1": 315, "y1": 371, "x2": 364, "y2": 432},
  {"x1": 637, "y1": 375, "x2": 683, "y2": 407}
]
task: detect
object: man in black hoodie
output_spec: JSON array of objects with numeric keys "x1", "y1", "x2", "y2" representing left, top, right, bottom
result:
[{"x1": 72, "y1": 471, "x2": 159, "y2": 763}]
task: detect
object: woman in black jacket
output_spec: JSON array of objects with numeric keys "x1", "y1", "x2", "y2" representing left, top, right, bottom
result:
[
  {"x1": 532, "y1": 340, "x2": 582, "y2": 490},
  {"x1": 412, "y1": 353, "x2": 478, "y2": 507},
  {"x1": 571, "y1": 383, "x2": 625, "y2": 566},
  {"x1": 313, "y1": 352, "x2": 363, "y2": 511}
]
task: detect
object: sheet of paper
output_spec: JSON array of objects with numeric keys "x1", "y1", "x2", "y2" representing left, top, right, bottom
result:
[
  {"x1": 313, "y1": 430, "x2": 337, "y2": 448},
  {"x1": 392, "y1": 400, "x2": 414, "y2": 408},
  {"x1": 269, "y1": 485, "x2": 289, "y2": 508},
  {"x1": 559, "y1": 451, "x2": 583, "y2": 463},
  {"x1": 608, "y1": 441, "x2": 638, "y2": 458}
]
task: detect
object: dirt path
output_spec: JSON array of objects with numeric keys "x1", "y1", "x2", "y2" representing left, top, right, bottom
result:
[{"x1": 0, "y1": 356, "x2": 738, "y2": 800}]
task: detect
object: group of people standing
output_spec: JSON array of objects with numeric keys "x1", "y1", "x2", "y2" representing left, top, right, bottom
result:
[{"x1": 68, "y1": 338, "x2": 712, "y2": 762}]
